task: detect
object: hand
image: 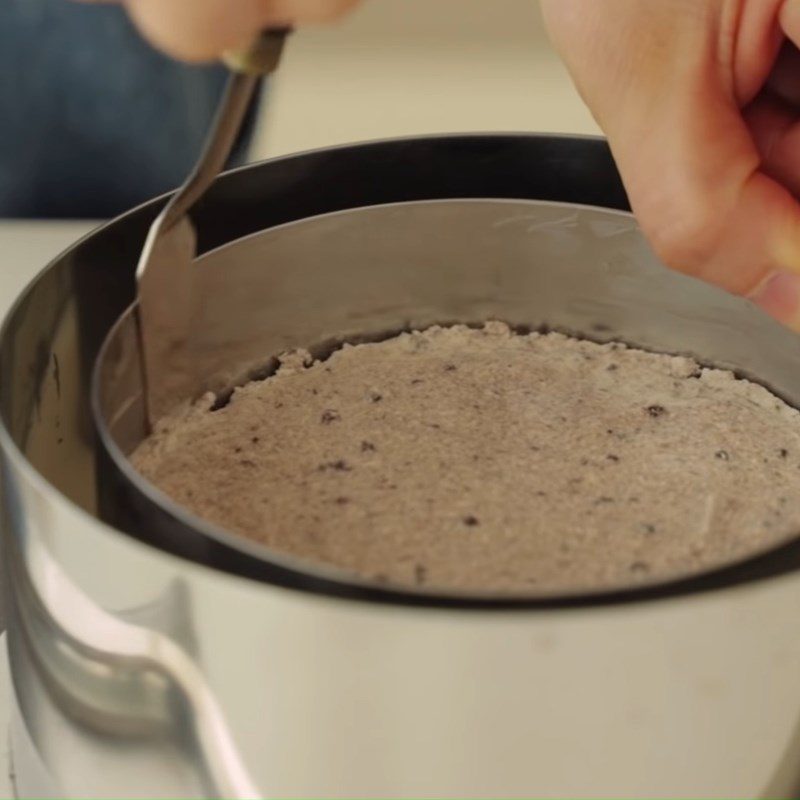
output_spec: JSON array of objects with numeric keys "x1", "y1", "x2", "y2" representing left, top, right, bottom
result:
[
  {"x1": 541, "y1": 0, "x2": 800, "y2": 331},
  {"x1": 82, "y1": 0, "x2": 360, "y2": 61}
]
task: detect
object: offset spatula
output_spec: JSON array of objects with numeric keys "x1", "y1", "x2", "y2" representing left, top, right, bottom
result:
[{"x1": 136, "y1": 29, "x2": 290, "y2": 430}]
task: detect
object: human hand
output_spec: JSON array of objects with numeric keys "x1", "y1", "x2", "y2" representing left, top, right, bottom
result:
[
  {"x1": 81, "y1": 0, "x2": 360, "y2": 61},
  {"x1": 541, "y1": 0, "x2": 800, "y2": 330}
]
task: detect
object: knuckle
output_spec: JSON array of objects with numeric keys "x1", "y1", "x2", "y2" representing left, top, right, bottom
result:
[{"x1": 640, "y1": 192, "x2": 724, "y2": 274}]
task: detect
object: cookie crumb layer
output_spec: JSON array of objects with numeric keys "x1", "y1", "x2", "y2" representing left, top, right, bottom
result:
[{"x1": 132, "y1": 323, "x2": 800, "y2": 593}]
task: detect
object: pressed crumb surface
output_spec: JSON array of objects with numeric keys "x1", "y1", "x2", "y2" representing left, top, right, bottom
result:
[{"x1": 132, "y1": 323, "x2": 800, "y2": 593}]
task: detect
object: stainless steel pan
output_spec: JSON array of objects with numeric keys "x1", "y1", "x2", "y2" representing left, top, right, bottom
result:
[{"x1": 5, "y1": 135, "x2": 800, "y2": 798}]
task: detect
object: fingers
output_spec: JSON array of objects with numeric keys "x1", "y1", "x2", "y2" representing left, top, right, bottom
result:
[
  {"x1": 122, "y1": 0, "x2": 359, "y2": 61},
  {"x1": 621, "y1": 91, "x2": 800, "y2": 264},
  {"x1": 749, "y1": 270, "x2": 800, "y2": 322},
  {"x1": 745, "y1": 94, "x2": 800, "y2": 195},
  {"x1": 123, "y1": 0, "x2": 266, "y2": 61},
  {"x1": 642, "y1": 162, "x2": 800, "y2": 329},
  {"x1": 542, "y1": 0, "x2": 800, "y2": 331},
  {"x1": 741, "y1": 96, "x2": 800, "y2": 328},
  {"x1": 611, "y1": 80, "x2": 800, "y2": 328}
]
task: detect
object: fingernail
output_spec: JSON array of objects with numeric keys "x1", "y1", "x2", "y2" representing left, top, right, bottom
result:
[{"x1": 751, "y1": 271, "x2": 800, "y2": 329}]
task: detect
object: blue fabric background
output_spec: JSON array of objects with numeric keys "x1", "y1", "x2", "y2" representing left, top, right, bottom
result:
[{"x1": 0, "y1": 0, "x2": 258, "y2": 218}]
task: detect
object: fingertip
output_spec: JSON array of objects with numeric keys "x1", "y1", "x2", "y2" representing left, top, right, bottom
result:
[
  {"x1": 766, "y1": 190, "x2": 800, "y2": 278},
  {"x1": 750, "y1": 271, "x2": 800, "y2": 331},
  {"x1": 123, "y1": 0, "x2": 268, "y2": 62}
]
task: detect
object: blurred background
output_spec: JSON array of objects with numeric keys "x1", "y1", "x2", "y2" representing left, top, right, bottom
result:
[{"x1": 257, "y1": 0, "x2": 598, "y2": 157}]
